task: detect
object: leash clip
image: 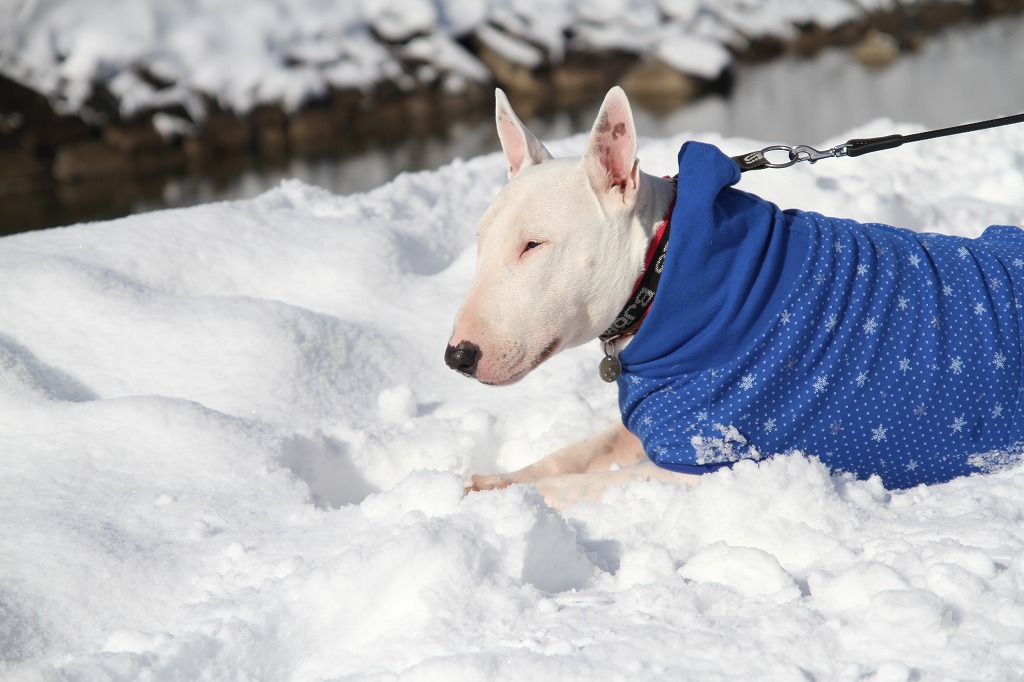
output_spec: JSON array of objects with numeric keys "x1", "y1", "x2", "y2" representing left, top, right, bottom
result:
[
  {"x1": 790, "y1": 144, "x2": 849, "y2": 164},
  {"x1": 756, "y1": 144, "x2": 848, "y2": 169}
]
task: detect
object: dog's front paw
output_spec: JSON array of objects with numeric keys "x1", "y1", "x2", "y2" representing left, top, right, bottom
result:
[
  {"x1": 464, "y1": 473, "x2": 517, "y2": 493},
  {"x1": 466, "y1": 472, "x2": 603, "y2": 510},
  {"x1": 465, "y1": 473, "x2": 578, "y2": 510}
]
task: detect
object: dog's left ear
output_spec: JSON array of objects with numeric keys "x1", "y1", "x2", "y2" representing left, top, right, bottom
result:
[
  {"x1": 495, "y1": 89, "x2": 553, "y2": 180},
  {"x1": 583, "y1": 86, "x2": 640, "y2": 211}
]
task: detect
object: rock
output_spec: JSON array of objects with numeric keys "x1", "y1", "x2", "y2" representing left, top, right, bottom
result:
[
  {"x1": 53, "y1": 133, "x2": 186, "y2": 183},
  {"x1": 789, "y1": 19, "x2": 871, "y2": 57},
  {"x1": 978, "y1": 0, "x2": 1024, "y2": 12},
  {"x1": 132, "y1": 148, "x2": 187, "y2": 177},
  {"x1": 53, "y1": 141, "x2": 133, "y2": 183},
  {"x1": 250, "y1": 105, "x2": 289, "y2": 159},
  {"x1": 790, "y1": 23, "x2": 838, "y2": 56},
  {"x1": 550, "y1": 51, "x2": 634, "y2": 108},
  {"x1": 619, "y1": 57, "x2": 704, "y2": 111},
  {"x1": 401, "y1": 92, "x2": 437, "y2": 136},
  {"x1": 103, "y1": 122, "x2": 167, "y2": 154},
  {"x1": 356, "y1": 97, "x2": 410, "y2": 144},
  {"x1": 0, "y1": 112, "x2": 25, "y2": 137},
  {"x1": 180, "y1": 108, "x2": 252, "y2": 165},
  {"x1": 288, "y1": 106, "x2": 333, "y2": 156},
  {"x1": 472, "y1": 26, "x2": 548, "y2": 99},
  {"x1": 200, "y1": 110, "x2": 252, "y2": 156},
  {"x1": 853, "y1": 30, "x2": 900, "y2": 69},
  {"x1": 182, "y1": 137, "x2": 207, "y2": 167},
  {"x1": 436, "y1": 81, "x2": 488, "y2": 119},
  {"x1": 256, "y1": 126, "x2": 289, "y2": 160},
  {"x1": 830, "y1": 20, "x2": 870, "y2": 47},
  {"x1": 0, "y1": 75, "x2": 93, "y2": 151},
  {"x1": 0, "y1": 148, "x2": 49, "y2": 194},
  {"x1": 742, "y1": 34, "x2": 787, "y2": 62},
  {"x1": 916, "y1": 2, "x2": 975, "y2": 31},
  {"x1": 54, "y1": 177, "x2": 162, "y2": 228},
  {"x1": 329, "y1": 88, "x2": 364, "y2": 113}
]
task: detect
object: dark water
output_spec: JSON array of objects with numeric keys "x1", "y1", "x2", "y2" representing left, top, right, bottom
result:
[{"x1": 8, "y1": 14, "x2": 1024, "y2": 233}]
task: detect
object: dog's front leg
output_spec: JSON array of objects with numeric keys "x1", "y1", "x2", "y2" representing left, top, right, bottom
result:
[
  {"x1": 466, "y1": 422, "x2": 644, "y2": 492},
  {"x1": 534, "y1": 461, "x2": 700, "y2": 510}
]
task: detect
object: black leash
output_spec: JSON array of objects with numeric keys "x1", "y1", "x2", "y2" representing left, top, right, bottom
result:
[{"x1": 733, "y1": 111, "x2": 1024, "y2": 172}]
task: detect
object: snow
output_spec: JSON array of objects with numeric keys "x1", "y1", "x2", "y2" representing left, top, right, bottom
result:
[
  {"x1": 402, "y1": 34, "x2": 492, "y2": 87},
  {"x1": 2, "y1": 0, "x2": 941, "y2": 120},
  {"x1": 3, "y1": 117, "x2": 1024, "y2": 678},
  {"x1": 476, "y1": 24, "x2": 547, "y2": 69},
  {"x1": 655, "y1": 33, "x2": 733, "y2": 80},
  {"x1": 368, "y1": 0, "x2": 440, "y2": 43}
]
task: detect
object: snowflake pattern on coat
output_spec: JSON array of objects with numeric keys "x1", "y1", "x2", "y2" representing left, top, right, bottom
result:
[{"x1": 618, "y1": 142, "x2": 1024, "y2": 489}]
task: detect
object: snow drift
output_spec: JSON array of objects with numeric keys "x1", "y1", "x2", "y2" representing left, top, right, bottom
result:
[{"x1": 2, "y1": 122, "x2": 1024, "y2": 680}]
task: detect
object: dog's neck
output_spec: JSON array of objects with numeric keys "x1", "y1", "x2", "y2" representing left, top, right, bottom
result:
[
  {"x1": 635, "y1": 173, "x2": 678, "y2": 242},
  {"x1": 598, "y1": 172, "x2": 677, "y2": 343}
]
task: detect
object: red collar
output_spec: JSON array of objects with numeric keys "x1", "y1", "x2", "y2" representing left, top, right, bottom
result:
[{"x1": 637, "y1": 212, "x2": 670, "y2": 290}]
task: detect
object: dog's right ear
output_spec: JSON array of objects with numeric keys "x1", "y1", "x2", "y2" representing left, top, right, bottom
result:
[
  {"x1": 495, "y1": 89, "x2": 552, "y2": 180},
  {"x1": 582, "y1": 86, "x2": 640, "y2": 213}
]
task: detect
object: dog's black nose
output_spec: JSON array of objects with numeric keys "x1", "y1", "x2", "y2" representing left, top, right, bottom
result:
[{"x1": 445, "y1": 342, "x2": 481, "y2": 376}]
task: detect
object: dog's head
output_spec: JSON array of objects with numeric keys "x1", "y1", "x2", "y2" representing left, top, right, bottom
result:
[{"x1": 445, "y1": 87, "x2": 654, "y2": 385}]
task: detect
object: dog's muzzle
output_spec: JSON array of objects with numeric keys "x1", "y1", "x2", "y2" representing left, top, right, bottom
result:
[{"x1": 444, "y1": 341, "x2": 481, "y2": 377}]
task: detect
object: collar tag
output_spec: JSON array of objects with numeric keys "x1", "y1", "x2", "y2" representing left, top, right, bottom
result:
[{"x1": 599, "y1": 340, "x2": 622, "y2": 383}]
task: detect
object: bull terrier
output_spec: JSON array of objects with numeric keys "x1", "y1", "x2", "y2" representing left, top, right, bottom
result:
[{"x1": 446, "y1": 86, "x2": 1024, "y2": 509}]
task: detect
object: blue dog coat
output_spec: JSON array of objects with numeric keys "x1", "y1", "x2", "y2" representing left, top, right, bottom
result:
[{"x1": 618, "y1": 142, "x2": 1024, "y2": 488}]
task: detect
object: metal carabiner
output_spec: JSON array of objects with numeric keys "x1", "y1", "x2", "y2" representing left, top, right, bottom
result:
[{"x1": 789, "y1": 144, "x2": 848, "y2": 164}]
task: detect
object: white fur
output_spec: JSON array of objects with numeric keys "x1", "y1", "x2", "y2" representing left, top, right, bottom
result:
[{"x1": 447, "y1": 88, "x2": 697, "y2": 508}]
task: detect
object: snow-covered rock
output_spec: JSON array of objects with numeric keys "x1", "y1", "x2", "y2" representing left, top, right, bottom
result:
[{"x1": 2, "y1": 0, "x2": 950, "y2": 121}]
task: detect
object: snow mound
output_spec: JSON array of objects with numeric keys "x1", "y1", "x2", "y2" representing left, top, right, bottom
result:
[{"x1": 2, "y1": 123, "x2": 1024, "y2": 679}]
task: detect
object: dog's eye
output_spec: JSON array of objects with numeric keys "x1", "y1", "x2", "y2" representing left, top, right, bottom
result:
[{"x1": 520, "y1": 240, "x2": 544, "y2": 257}]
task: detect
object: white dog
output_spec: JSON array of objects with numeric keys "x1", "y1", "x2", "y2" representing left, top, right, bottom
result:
[{"x1": 446, "y1": 87, "x2": 1024, "y2": 508}]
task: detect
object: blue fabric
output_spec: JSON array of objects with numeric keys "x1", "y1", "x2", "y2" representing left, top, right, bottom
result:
[{"x1": 618, "y1": 141, "x2": 1024, "y2": 488}]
